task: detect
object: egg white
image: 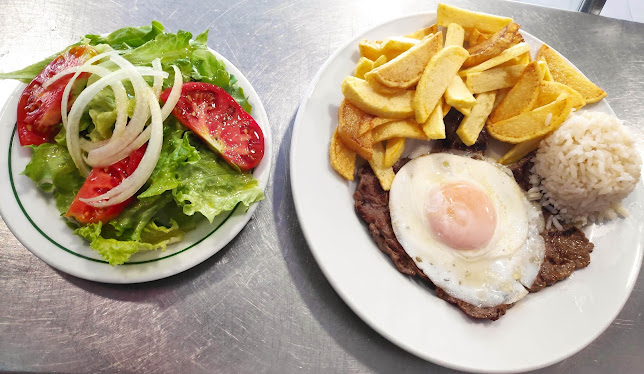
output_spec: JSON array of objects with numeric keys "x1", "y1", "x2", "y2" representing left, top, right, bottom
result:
[{"x1": 389, "y1": 153, "x2": 545, "y2": 308}]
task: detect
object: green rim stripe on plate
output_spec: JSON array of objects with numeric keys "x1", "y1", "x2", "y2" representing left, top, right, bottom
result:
[{"x1": 8, "y1": 125, "x2": 238, "y2": 266}]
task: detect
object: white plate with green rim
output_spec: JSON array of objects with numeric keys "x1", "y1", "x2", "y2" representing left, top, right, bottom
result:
[
  {"x1": 0, "y1": 49, "x2": 272, "y2": 284},
  {"x1": 290, "y1": 12, "x2": 643, "y2": 373}
]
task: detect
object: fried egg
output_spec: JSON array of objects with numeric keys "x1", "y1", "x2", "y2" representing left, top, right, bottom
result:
[{"x1": 389, "y1": 153, "x2": 545, "y2": 308}]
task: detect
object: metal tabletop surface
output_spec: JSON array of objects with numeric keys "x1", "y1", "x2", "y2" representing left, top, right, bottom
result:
[{"x1": 0, "y1": 0, "x2": 642, "y2": 373}]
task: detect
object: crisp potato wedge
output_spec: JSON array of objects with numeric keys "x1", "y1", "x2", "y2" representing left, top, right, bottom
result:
[
  {"x1": 445, "y1": 75, "x2": 476, "y2": 113},
  {"x1": 413, "y1": 45, "x2": 469, "y2": 123},
  {"x1": 337, "y1": 99, "x2": 374, "y2": 159},
  {"x1": 497, "y1": 136, "x2": 544, "y2": 165},
  {"x1": 498, "y1": 51, "x2": 530, "y2": 68},
  {"x1": 456, "y1": 91, "x2": 496, "y2": 146},
  {"x1": 488, "y1": 61, "x2": 545, "y2": 123},
  {"x1": 445, "y1": 23, "x2": 465, "y2": 46},
  {"x1": 422, "y1": 98, "x2": 446, "y2": 139},
  {"x1": 437, "y1": 3, "x2": 512, "y2": 34},
  {"x1": 384, "y1": 137, "x2": 406, "y2": 167},
  {"x1": 459, "y1": 42, "x2": 530, "y2": 77},
  {"x1": 463, "y1": 22, "x2": 521, "y2": 68},
  {"x1": 487, "y1": 94, "x2": 573, "y2": 143},
  {"x1": 465, "y1": 63, "x2": 527, "y2": 93},
  {"x1": 369, "y1": 141, "x2": 395, "y2": 191},
  {"x1": 365, "y1": 72, "x2": 406, "y2": 94},
  {"x1": 368, "y1": 32, "x2": 442, "y2": 89},
  {"x1": 329, "y1": 128, "x2": 357, "y2": 180},
  {"x1": 536, "y1": 59, "x2": 553, "y2": 81},
  {"x1": 535, "y1": 80, "x2": 585, "y2": 110},
  {"x1": 536, "y1": 44, "x2": 606, "y2": 103},
  {"x1": 358, "y1": 116, "x2": 397, "y2": 136},
  {"x1": 372, "y1": 119, "x2": 427, "y2": 142},
  {"x1": 468, "y1": 29, "x2": 490, "y2": 46},
  {"x1": 355, "y1": 57, "x2": 374, "y2": 79},
  {"x1": 373, "y1": 55, "x2": 388, "y2": 68},
  {"x1": 405, "y1": 25, "x2": 438, "y2": 40},
  {"x1": 341, "y1": 76, "x2": 415, "y2": 119},
  {"x1": 380, "y1": 37, "x2": 420, "y2": 60},
  {"x1": 359, "y1": 39, "x2": 383, "y2": 61},
  {"x1": 492, "y1": 87, "x2": 511, "y2": 109}
]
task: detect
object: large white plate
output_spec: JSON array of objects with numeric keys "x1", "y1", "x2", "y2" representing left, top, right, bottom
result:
[
  {"x1": 0, "y1": 49, "x2": 272, "y2": 284},
  {"x1": 290, "y1": 13, "x2": 643, "y2": 373}
]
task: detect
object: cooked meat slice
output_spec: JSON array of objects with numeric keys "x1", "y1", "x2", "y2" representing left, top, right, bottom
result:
[
  {"x1": 435, "y1": 287, "x2": 512, "y2": 321},
  {"x1": 392, "y1": 157, "x2": 410, "y2": 174},
  {"x1": 508, "y1": 155, "x2": 534, "y2": 191},
  {"x1": 529, "y1": 227, "x2": 594, "y2": 292}
]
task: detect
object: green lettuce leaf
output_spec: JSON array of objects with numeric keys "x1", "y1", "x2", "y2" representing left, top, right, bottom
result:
[
  {"x1": 22, "y1": 142, "x2": 84, "y2": 213},
  {"x1": 74, "y1": 222, "x2": 160, "y2": 266},
  {"x1": 108, "y1": 192, "x2": 174, "y2": 241},
  {"x1": 85, "y1": 21, "x2": 165, "y2": 50}
]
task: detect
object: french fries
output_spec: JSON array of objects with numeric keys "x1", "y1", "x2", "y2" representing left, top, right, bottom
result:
[{"x1": 330, "y1": 4, "x2": 607, "y2": 189}]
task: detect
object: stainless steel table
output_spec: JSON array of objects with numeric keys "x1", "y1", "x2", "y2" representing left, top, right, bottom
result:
[{"x1": 1, "y1": 0, "x2": 642, "y2": 372}]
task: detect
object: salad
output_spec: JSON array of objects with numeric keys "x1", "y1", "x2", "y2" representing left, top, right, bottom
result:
[{"x1": 0, "y1": 22, "x2": 266, "y2": 265}]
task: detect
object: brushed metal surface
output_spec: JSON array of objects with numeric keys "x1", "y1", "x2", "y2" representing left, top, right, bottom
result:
[{"x1": 0, "y1": 0, "x2": 642, "y2": 373}]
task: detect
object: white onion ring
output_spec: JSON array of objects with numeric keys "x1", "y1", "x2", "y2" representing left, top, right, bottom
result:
[
  {"x1": 151, "y1": 58, "x2": 163, "y2": 98},
  {"x1": 161, "y1": 65, "x2": 183, "y2": 121}
]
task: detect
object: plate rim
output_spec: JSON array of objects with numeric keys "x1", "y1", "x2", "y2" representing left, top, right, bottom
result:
[
  {"x1": 290, "y1": 11, "x2": 643, "y2": 373},
  {"x1": 0, "y1": 47, "x2": 272, "y2": 284}
]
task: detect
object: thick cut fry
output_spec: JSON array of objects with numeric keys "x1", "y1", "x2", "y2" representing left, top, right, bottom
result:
[
  {"x1": 437, "y1": 3, "x2": 513, "y2": 34},
  {"x1": 341, "y1": 76, "x2": 415, "y2": 119},
  {"x1": 405, "y1": 25, "x2": 438, "y2": 39},
  {"x1": 459, "y1": 42, "x2": 530, "y2": 77},
  {"x1": 464, "y1": 22, "x2": 521, "y2": 68},
  {"x1": 487, "y1": 94, "x2": 573, "y2": 143},
  {"x1": 456, "y1": 91, "x2": 496, "y2": 146},
  {"x1": 384, "y1": 137, "x2": 406, "y2": 167},
  {"x1": 492, "y1": 87, "x2": 511, "y2": 109},
  {"x1": 422, "y1": 98, "x2": 446, "y2": 139},
  {"x1": 488, "y1": 61, "x2": 545, "y2": 123},
  {"x1": 468, "y1": 29, "x2": 490, "y2": 46},
  {"x1": 372, "y1": 119, "x2": 427, "y2": 142},
  {"x1": 337, "y1": 100, "x2": 374, "y2": 159},
  {"x1": 535, "y1": 80, "x2": 585, "y2": 110},
  {"x1": 365, "y1": 72, "x2": 405, "y2": 94},
  {"x1": 368, "y1": 32, "x2": 443, "y2": 89},
  {"x1": 536, "y1": 59, "x2": 552, "y2": 81},
  {"x1": 329, "y1": 128, "x2": 357, "y2": 180},
  {"x1": 355, "y1": 57, "x2": 374, "y2": 79},
  {"x1": 445, "y1": 23, "x2": 465, "y2": 46},
  {"x1": 536, "y1": 44, "x2": 606, "y2": 104},
  {"x1": 413, "y1": 45, "x2": 469, "y2": 123},
  {"x1": 359, "y1": 39, "x2": 383, "y2": 60},
  {"x1": 465, "y1": 64, "x2": 527, "y2": 93},
  {"x1": 497, "y1": 136, "x2": 544, "y2": 165},
  {"x1": 368, "y1": 142, "x2": 395, "y2": 191},
  {"x1": 498, "y1": 51, "x2": 530, "y2": 68},
  {"x1": 445, "y1": 75, "x2": 476, "y2": 114},
  {"x1": 373, "y1": 55, "x2": 388, "y2": 68},
  {"x1": 380, "y1": 37, "x2": 420, "y2": 60},
  {"x1": 359, "y1": 116, "x2": 397, "y2": 136}
]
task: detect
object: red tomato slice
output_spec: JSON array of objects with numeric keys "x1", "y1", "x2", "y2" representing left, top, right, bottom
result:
[
  {"x1": 66, "y1": 146, "x2": 146, "y2": 225},
  {"x1": 17, "y1": 45, "x2": 97, "y2": 146},
  {"x1": 160, "y1": 82, "x2": 264, "y2": 171}
]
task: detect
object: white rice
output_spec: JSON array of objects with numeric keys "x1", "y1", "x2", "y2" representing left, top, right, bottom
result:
[{"x1": 529, "y1": 111, "x2": 641, "y2": 228}]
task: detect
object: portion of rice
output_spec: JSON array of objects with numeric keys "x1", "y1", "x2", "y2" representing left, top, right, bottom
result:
[{"x1": 528, "y1": 111, "x2": 641, "y2": 229}]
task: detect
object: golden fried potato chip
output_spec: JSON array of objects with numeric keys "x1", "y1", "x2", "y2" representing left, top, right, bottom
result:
[
  {"x1": 456, "y1": 91, "x2": 496, "y2": 146},
  {"x1": 536, "y1": 44, "x2": 606, "y2": 104},
  {"x1": 459, "y1": 42, "x2": 530, "y2": 77},
  {"x1": 405, "y1": 25, "x2": 438, "y2": 40},
  {"x1": 535, "y1": 80, "x2": 585, "y2": 110},
  {"x1": 373, "y1": 55, "x2": 388, "y2": 68},
  {"x1": 358, "y1": 116, "x2": 397, "y2": 136},
  {"x1": 463, "y1": 22, "x2": 520, "y2": 68},
  {"x1": 355, "y1": 57, "x2": 374, "y2": 79},
  {"x1": 445, "y1": 23, "x2": 465, "y2": 46},
  {"x1": 445, "y1": 75, "x2": 476, "y2": 114},
  {"x1": 380, "y1": 37, "x2": 420, "y2": 60},
  {"x1": 497, "y1": 136, "x2": 543, "y2": 165},
  {"x1": 465, "y1": 63, "x2": 527, "y2": 94},
  {"x1": 368, "y1": 32, "x2": 442, "y2": 89},
  {"x1": 330, "y1": 128, "x2": 357, "y2": 180},
  {"x1": 413, "y1": 45, "x2": 469, "y2": 123},
  {"x1": 488, "y1": 61, "x2": 545, "y2": 123},
  {"x1": 372, "y1": 119, "x2": 427, "y2": 142},
  {"x1": 536, "y1": 59, "x2": 553, "y2": 81},
  {"x1": 337, "y1": 99, "x2": 374, "y2": 159},
  {"x1": 369, "y1": 141, "x2": 396, "y2": 191},
  {"x1": 384, "y1": 137, "x2": 406, "y2": 167},
  {"x1": 359, "y1": 39, "x2": 383, "y2": 61},
  {"x1": 365, "y1": 72, "x2": 406, "y2": 94},
  {"x1": 492, "y1": 87, "x2": 511, "y2": 109},
  {"x1": 487, "y1": 94, "x2": 573, "y2": 143},
  {"x1": 468, "y1": 29, "x2": 490, "y2": 47},
  {"x1": 422, "y1": 98, "x2": 446, "y2": 139},
  {"x1": 341, "y1": 76, "x2": 415, "y2": 119},
  {"x1": 437, "y1": 3, "x2": 512, "y2": 34}
]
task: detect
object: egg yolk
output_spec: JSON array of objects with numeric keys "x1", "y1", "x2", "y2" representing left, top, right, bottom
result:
[{"x1": 426, "y1": 182, "x2": 497, "y2": 250}]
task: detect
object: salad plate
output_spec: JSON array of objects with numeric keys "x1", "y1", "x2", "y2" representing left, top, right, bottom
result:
[
  {"x1": 290, "y1": 12, "x2": 644, "y2": 373},
  {"x1": 0, "y1": 47, "x2": 272, "y2": 284}
]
